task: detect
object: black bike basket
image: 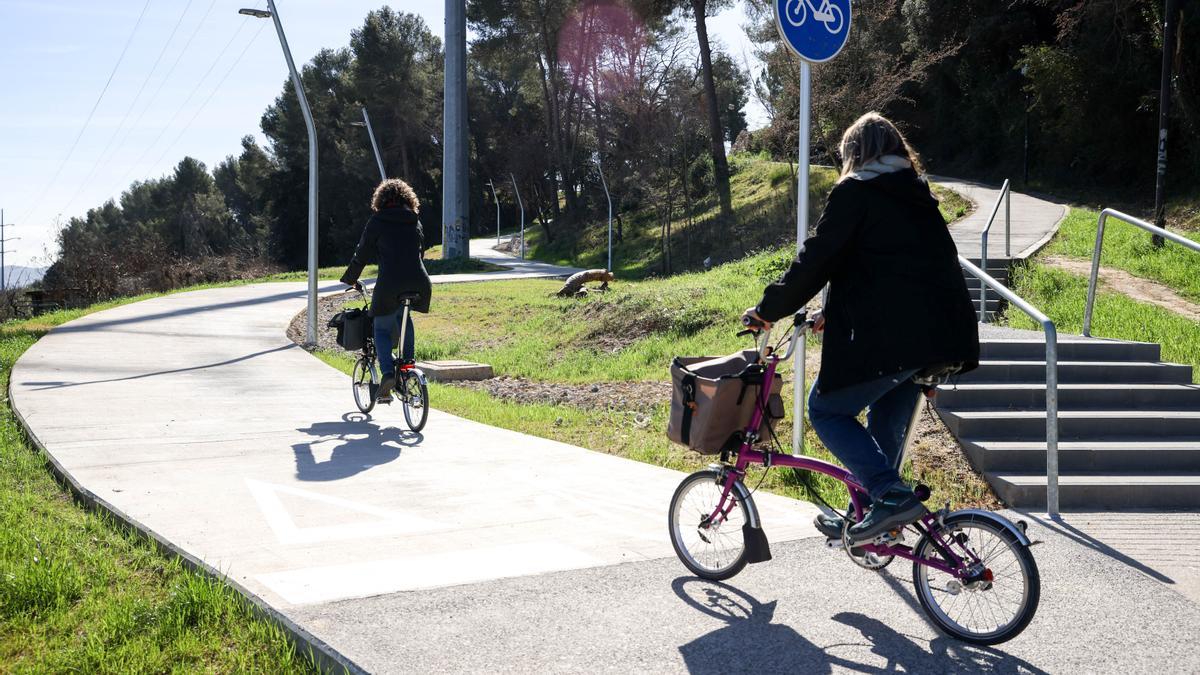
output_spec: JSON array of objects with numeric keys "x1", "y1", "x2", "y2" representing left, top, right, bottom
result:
[{"x1": 328, "y1": 308, "x2": 371, "y2": 351}]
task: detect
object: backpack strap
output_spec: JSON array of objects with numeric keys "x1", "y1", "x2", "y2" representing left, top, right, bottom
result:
[{"x1": 680, "y1": 373, "x2": 697, "y2": 445}]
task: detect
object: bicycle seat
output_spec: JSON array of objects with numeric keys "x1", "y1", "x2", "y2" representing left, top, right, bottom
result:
[{"x1": 396, "y1": 292, "x2": 422, "y2": 302}]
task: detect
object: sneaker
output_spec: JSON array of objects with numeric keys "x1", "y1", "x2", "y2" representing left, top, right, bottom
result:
[
  {"x1": 377, "y1": 372, "x2": 396, "y2": 401},
  {"x1": 846, "y1": 487, "x2": 926, "y2": 543},
  {"x1": 813, "y1": 513, "x2": 844, "y2": 539}
]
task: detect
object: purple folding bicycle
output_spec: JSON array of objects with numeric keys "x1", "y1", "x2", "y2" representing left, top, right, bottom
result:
[{"x1": 667, "y1": 311, "x2": 1040, "y2": 645}]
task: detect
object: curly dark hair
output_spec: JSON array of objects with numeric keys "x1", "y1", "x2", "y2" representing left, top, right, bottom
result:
[{"x1": 371, "y1": 178, "x2": 420, "y2": 213}]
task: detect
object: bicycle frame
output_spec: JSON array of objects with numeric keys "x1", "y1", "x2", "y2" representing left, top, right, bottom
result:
[{"x1": 706, "y1": 317, "x2": 978, "y2": 579}]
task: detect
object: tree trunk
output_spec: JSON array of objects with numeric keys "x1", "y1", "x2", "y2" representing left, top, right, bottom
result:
[{"x1": 691, "y1": 0, "x2": 733, "y2": 220}]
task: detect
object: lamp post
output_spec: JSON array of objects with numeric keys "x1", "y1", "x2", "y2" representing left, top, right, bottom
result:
[
  {"x1": 352, "y1": 106, "x2": 386, "y2": 181},
  {"x1": 510, "y1": 173, "x2": 525, "y2": 259},
  {"x1": 240, "y1": 2, "x2": 318, "y2": 346},
  {"x1": 488, "y1": 180, "x2": 500, "y2": 246},
  {"x1": 1020, "y1": 64, "x2": 1030, "y2": 186},
  {"x1": 594, "y1": 153, "x2": 612, "y2": 272}
]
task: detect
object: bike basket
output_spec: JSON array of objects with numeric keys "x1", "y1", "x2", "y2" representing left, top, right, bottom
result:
[
  {"x1": 667, "y1": 349, "x2": 784, "y2": 454},
  {"x1": 328, "y1": 308, "x2": 372, "y2": 351}
]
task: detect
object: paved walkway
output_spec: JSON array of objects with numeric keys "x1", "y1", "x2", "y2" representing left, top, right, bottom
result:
[
  {"x1": 931, "y1": 177, "x2": 1069, "y2": 260},
  {"x1": 422, "y1": 237, "x2": 582, "y2": 284}
]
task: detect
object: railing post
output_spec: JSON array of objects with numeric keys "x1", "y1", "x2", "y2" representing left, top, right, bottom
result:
[
  {"x1": 979, "y1": 233, "x2": 989, "y2": 323},
  {"x1": 1004, "y1": 181, "x2": 1011, "y2": 258},
  {"x1": 1043, "y1": 321, "x2": 1059, "y2": 517},
  {"x1": 1083, "y1": 211, "x2": 1109, "y2": 337}
]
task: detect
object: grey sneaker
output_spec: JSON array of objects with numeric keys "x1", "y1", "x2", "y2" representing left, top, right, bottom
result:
[
  {"x1": 847, "y1": 487, "x2": 926, "y2": 543},
  {"x1": 377, "y1": 373, "x2": 396, "y2": 401},
  {"x1": 814, "y1": 513, "x2": 844, "y2": 539}
]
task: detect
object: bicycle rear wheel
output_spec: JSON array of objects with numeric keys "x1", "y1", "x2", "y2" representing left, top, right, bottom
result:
[
  {"x1": 912, "y1": 513, "x2": 1040, "y2": 645},
  {"x1": 668, "y1": 469, "x2": 750, "y2": 581},
  {"x1": 401, "y1": 370, "x2": 429, "y2": 432},
  {"x1": 352, "y1": 356, "x2": 376, "y2": 413}
]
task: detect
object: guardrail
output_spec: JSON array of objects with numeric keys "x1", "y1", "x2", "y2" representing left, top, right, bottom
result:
[
  {"x1": 1083, "y1": 208, "x2": 1200, "y2": 337},
  {"x1": 959, "y1": 256, "x2": 1060, "y2": 516},
  {"x1": 977, "y1": 179, "x2": 1011, "y2": 323}
]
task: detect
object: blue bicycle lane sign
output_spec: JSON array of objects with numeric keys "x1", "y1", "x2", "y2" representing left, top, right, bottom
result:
[{"x1": 774, "y1": 0, "x2": 852, "y2": 63}]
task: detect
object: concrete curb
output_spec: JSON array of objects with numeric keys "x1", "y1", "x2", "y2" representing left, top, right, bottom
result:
[{"x1": 6, "y1": 374, "x2": 364, "y2": 675}]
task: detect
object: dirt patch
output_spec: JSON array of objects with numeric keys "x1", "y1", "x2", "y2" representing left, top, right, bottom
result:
[
  {"x1": 1044, "y1": 255, "x2": 1200, "y2": 322},
  {"x1": 452, "y1": 376, "x2": 669, "y2": 419}
]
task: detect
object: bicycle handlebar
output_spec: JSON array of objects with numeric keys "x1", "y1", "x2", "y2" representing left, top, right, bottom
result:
[{"x1": 742, "y1": 310, "x2": 813, "y2": 362}]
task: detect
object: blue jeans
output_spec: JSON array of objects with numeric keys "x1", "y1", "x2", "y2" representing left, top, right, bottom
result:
[
  {"x1": 373, "y1": 308, "x2": 415, "y2": 377},
  {"x1": 808, "y1": 369, "x2": 921, "y2": 501}
]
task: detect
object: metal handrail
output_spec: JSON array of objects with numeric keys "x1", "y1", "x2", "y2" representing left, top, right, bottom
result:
[
  {"x1": 977, "y1": 179, "x2": 1011, "y2": 322},
  {"x1": 959, "y1": 256, "x2": 1060, "y2": 516},
  {"x1": 1083, "y1": 208, "x2": 1200, "y2": 336}
]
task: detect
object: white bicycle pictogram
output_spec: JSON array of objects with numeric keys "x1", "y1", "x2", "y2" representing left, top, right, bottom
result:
[{"x1": 784, "y1": 0, "x2": 844, "y2": 33}]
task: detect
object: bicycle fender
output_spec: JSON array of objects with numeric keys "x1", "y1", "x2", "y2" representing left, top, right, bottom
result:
[
  {"x1": 708, "y1": 465, "x2": 763, "y2": 530},
  {"x1": 949, "y1": 509, "x2": 1032, "y2": 547}
]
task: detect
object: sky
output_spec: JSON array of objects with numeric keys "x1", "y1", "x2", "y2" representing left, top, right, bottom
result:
[{"x1": 0, "y1": 0, "x2": 767, "y2": 267}]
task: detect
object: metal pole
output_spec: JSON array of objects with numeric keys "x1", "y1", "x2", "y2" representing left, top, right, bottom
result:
[
  {"x1": 264, "y1": 0, "x2": 318, "y2": 346},
  {"x1": 794, "y1": 61, "x2": 811, "y2": 455},
  {"x1": 442, "y1": 0, "x2": 469, "y2": 259},
  {"x1": 361, "y1": 107, "x2": 385, "y2": 181},
  {"x1": 510, "y1": 173, "x2": 525, "y2": 259},
  {"x1": 1083, "y1": 211, "x2": 1107, "y2": 337},
  {"x1": 1023, "y1": 94, "x2": 1030, "y2": 185},
  {"x1": 1005, "y1": 183, "x2": 1011, "y2": 258},
  {"x1": 1044, "y1": 322, "x2": 1059, "y2": 517},
  {"x1": 489, "y1": 180, "x2": 500, "y2": 245},
  {"x1": 1, "y1": 210, "x2": 5, "y2": 294},
  {"x1": 980, "y1": 232, "x2": 988, "y2": 323},
  {"x1": 595, "y1": 158, "x2": 612, "y2": 271},
  {"x1": 1153, "y1": 0, "x2": 1179, "y2": 248}
]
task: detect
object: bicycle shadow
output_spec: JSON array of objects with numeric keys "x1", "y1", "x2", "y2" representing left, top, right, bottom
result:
[
  {"x1": 292, "y1": 412, "x2": 422, "y2": 482},
  {"x1": 672, "y1": 577, "x2": 1047, "y2": 674}
]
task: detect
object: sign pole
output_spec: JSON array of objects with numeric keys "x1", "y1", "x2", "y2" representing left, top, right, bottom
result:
[{"x1": 793, "y1": 61, "x2": 811, "y2": 455}]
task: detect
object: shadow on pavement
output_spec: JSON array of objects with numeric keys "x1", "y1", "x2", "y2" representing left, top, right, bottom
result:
[
  {"x1": 292, "y1": 412, "x2": 422, "y2": 482},
  {"x1": 672, "y1": 577, "x2": 1045, "y2": 674},
  {"x1": 21, "y1": 344, "x2": 296, "y2": 390},
  {"x1": 1024, "y1": 512, "x2": 1174, "y2": 584}
]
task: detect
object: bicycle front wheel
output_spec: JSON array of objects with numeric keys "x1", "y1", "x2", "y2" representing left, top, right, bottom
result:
[
  {"x1": 668, "y1": 469, "x2": 751, "y2": 581},
  {"x1": 352, "y1": 356, "x2": 376, "y2": 413},
  {"x1": 913, "y1": 513, "x2": 1040, "y2": 645},
  {"x1": 402, "y1": 370, "x2": 429, "y2": 432}
]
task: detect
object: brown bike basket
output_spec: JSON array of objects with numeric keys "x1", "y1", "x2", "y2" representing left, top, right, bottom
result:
[{"x1": 667, "y1": 349, "x2": 784, "y2": 454}]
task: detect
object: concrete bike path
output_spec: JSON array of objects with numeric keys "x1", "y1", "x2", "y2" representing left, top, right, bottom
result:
[
  {"x1": 931, "y1": 177, "x2": 1070, "y2": 260},
  {"x1": 8, "y1": 279, "x2": 818, "y2": 668}
]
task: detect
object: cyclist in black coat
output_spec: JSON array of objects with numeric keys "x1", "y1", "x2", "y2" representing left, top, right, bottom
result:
[
  {"x1": 341, "y1": 179, "x2": 432, "y2": 399},
  {"x1": 743, "y1": 112, "x2": 979, "y2": 544}
]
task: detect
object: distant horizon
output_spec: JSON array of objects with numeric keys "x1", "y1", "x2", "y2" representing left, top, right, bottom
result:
[{"x1": 0, "y1": 1, "x2": 767, "y2": 268}]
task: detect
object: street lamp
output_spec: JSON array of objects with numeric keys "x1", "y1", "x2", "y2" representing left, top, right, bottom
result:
[
  {"x1": 593, "y1": 153, "x2": 612, "y2": 272},
  {"x1": 1020, "y1": 64, "x2": 1030, "y2": 186},
  {"x1": 240, "y1": 1, "x2": 319, "y2": 347},
  {"x1": 488, "y1": 180, "x2": 500, "y2": 246},
  {"x1": 351, "y1": 107, "x2": 386, "y2": 181},
  {"x1": 510, "y1": 173, "x2": 525, "y2": 259}
]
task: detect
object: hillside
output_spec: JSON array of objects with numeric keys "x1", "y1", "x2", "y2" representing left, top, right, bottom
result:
[{"x1": 522, "y1": 155, "x2": 971, "y2": 279}]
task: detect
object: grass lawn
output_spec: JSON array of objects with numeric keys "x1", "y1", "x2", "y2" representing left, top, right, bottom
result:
[
  {"x1": 314, "y1": 247, "x2": 996, "y2": 510},
  {"x1": 1038, "y1": 206, "x2": 1200, "y2": 303},
  {"x1": 1006, "y1": 263, "x2": 1200, "y2": 382},
  {"x1": 0, "y1": 306, "x2": 316, "y2": 673}
]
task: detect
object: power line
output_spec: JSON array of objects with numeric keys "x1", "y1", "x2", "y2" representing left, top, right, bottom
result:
[
  {"x1": 104, "y1": 12, "x2": 257, "y2": 197},
  {"x1": 19, "y1": 0, "x2": 155, "y2": 224},
  {"x1": 150, "y1": 22, "x2": 270, "y2": 172},
  {"x1": 62, "y1": 0, "x2": 200, "y2": 215}
]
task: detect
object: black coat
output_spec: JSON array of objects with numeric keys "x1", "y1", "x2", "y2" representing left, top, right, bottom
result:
[
  {"x1": 755, "y1": 169, "x2": 979, "y2": 394},
  {"x1": 340, "y1": 206, "x2": 432, "y2": 315}
]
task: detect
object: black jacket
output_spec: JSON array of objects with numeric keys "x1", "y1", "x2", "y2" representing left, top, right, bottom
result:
[
  {"x1": 340, "y1": 206, "x2": 432, "y2": 315},
  {"x1": 756, "y1": 169, "x2": 979, "y2": 393}
]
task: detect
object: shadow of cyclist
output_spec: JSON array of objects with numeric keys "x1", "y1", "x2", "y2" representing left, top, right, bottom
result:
[
  {"x1": 672, "y1": 577, "x2": 1046, "y2": 674},
  {"x1": 672, "y1": 577, "x2": 832, "y2": 674},
  {"x1": 831, "y1": 611, "x2": 1048, "y2": 674},
  {"x1": 292, "y1": 412, "x2": 422, "y2": 482}
]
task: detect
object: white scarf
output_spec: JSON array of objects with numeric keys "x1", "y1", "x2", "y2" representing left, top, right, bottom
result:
[{"x1": 847, "y1": 154, "x2": 912, "y2": 181}]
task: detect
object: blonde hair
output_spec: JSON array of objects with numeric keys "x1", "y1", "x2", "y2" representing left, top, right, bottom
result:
[
  {"x1": 837, "y1": 112, "x2": 924, "y2": 180},
  {"x1": 371, "y1": 178, "x2": 420, "y2": 213}
]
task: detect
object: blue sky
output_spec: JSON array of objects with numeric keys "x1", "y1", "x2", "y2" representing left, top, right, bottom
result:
[{"x1": 0, "y1": 0, "x2": 765, "y2": 267}]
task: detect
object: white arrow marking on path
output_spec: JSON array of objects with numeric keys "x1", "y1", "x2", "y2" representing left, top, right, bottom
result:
[{"x1": 245, "y1": 478, "x2": 442, "y2": 545}]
